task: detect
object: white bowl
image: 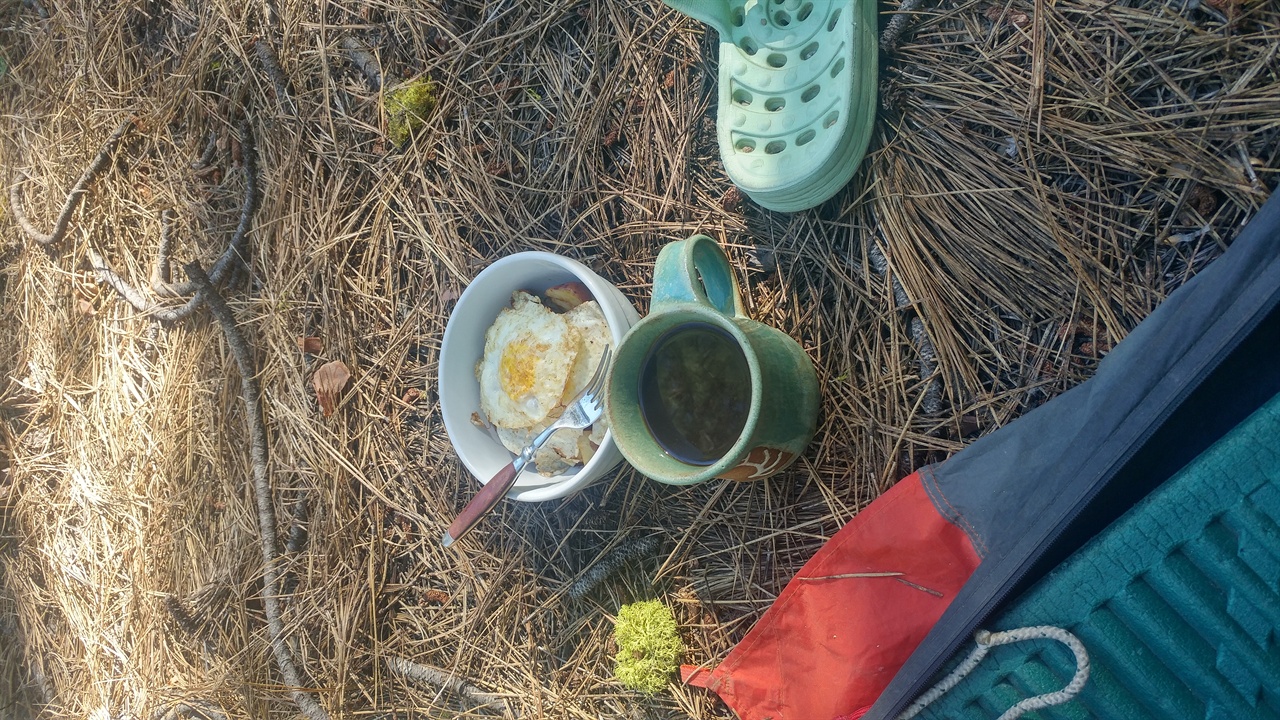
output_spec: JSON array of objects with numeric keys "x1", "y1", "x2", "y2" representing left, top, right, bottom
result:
[{"x1": 439, "y1": 252, "x2": 641, "y2": 502}]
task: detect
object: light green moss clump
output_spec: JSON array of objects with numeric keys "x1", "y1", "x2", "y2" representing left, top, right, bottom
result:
[
  {"x1": 613, "y1": 600, "x2": 684, "y2": 694},
  {"x1": 386, "y1": 78, "x2": 436, "y2": 146}
]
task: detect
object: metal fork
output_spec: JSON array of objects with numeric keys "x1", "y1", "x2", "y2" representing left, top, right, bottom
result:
[{"x1": 441, "y1": 346, "x2": 612, "y2": 547}]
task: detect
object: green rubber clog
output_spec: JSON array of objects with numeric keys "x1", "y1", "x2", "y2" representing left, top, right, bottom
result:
[{"x1": 665, "y1": 0, "x2": 878, "y2": 212}]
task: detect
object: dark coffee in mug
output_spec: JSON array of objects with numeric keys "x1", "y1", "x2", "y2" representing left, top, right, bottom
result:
[{"x1": 637, "y1": 321, "x2": 752, "y2": 465}]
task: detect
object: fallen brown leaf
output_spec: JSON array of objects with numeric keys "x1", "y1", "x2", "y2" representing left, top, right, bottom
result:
[
  {"x1": 314, "y1": 360, "x2": 352, "y2": 417},
  {"x1": 299, "y1": 336, "x2": 323, "y2": 354}
]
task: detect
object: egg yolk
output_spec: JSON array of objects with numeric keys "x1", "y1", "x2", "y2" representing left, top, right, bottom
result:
[{"x1": 499, "y1": 339, "x2": 547, "y2": 400}]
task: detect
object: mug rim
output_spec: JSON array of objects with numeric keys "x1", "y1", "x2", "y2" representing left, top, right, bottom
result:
[{"x1": 607, "y1": 302, "x2": 763, "y2": 485}]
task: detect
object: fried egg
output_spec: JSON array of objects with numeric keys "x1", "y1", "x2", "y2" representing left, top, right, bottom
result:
[
  {"x1": 497, "y1": 421, "x2": 581, "y2": 476},
  {"x1": 561, "y1": 301, "x2": 613, "y2": 404},
  {"x1": 477, "y1": 291, "x2": 578, "y2": 429},
  {"x1": 492, "y1": 300, "x2": 613, "y2": 475}
]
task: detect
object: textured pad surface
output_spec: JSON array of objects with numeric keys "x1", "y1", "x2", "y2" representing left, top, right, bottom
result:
[{"x1": 917, "y1": 390, "x2": 1280, "y2": 720}]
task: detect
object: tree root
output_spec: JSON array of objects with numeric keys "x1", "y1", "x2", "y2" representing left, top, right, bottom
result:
[
  {"x1": 184, "y1": 261, "x2": 331, "y2": 720},
  {"x1": 9, "y1": 119, "x2": 133, "y2": 246}
]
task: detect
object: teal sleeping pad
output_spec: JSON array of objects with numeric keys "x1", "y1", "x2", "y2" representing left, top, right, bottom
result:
[{"x1": 915, "y1": 389, "x2": 1280, "y2": 720}]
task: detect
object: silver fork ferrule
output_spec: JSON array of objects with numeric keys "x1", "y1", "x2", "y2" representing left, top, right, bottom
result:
[{"x1": 512, "y1": 451, "x2": 532, "y2": 474}]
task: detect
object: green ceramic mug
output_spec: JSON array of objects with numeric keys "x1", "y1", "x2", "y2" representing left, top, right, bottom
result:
[{"x1": 607, "y1": 235, "x2": 819, "y2": 485}]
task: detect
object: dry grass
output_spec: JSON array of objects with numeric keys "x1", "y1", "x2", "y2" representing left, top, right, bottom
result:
[{"x1": 0, "y1": 0, "x2": 1276, "y2": 718}]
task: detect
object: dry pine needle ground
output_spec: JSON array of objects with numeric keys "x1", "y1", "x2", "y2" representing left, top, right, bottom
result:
[{"x1": 0, "y1": 0, "x2": 1277, "y2": 718}]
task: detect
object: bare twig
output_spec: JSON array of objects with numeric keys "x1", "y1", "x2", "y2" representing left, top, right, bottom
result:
[
  {"x1": 154, "y1": 119, "x2": 259, "y2": 298},
  {"x1": 87, "y1": 244, "x2": 204, "y2": 323},
  {"x1": 91, "y1": 120, "x2": 258, "y2": 321},
  {"x1": 881, "y1": 0, "x2": 925, "y2": 52},
  {"x1": 9, "y1": 119, "x2": 132, "y2": 246},
  {"x1": 384, "y1": 655, "x2": 508, "y2": 710},
  {"x1": 340, "y1": 37, "x2": 383, "y2": 90},
  {"x1": 150, "y1": 208, "x2": 177, "y2": 290},
  {"x1": 567, "y1": 534, "x2": 660, "y2": 600},
  {"x1": 20, "y1": 0, "x2": 49, "y2": 20},
  {"x1": 154, "y1": 699, "x2": 229, "y2": 720},
  {"x1": 191, "y1": 131, "x2": 218, "y2": 170},
  {"x1": 184, "y1": 261, "x2": 330, "y2": 720},
  {"x1": 894, "y1": 578, "x2": 944, "y2": 598},
  {"x1": 253, "y1": 38, "x2": 297, "y2": 115}
]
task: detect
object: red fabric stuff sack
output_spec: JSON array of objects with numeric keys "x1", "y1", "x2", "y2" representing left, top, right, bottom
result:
[{"x1": 681, "y1": 470, "x2": 981, "y2": 720}]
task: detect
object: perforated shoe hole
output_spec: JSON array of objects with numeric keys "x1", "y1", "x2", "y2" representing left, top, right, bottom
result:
[
  {"x1": 733, "y1": 89, "x2": 754, "y2": 106},
  {"x1": 797, "y1": 3, "x2": 813, "y2": 21},
  {"x1": 775, "y1": 10, "x2": 791, "y2": 25},
  {"x1": 740, "y1": 37, "x2": 759, "y2": 55},
  {"x1": 801, "y1": 85, "x2": 820, "y2": 102},
  {"x1": 823, "y1": 111, "x2": 839, "y2": 128},
  {"x1": 796, "y1": 129, "x2": 816, "y2": 146},
  {"x1": 764, "y1": 97, "x2": 785, "y2": 111},
  {"x1": 766, "y1": 53, "x2": 788, "y2": 68},
  {"x1": 731, "y1": 7, "x2": 745, "y2": 26},
  {"x1": 764, "y1": 140, "x2": 786, "y2": 154},
  {"x1": 830, "y1": 58, "x2": 845, "y2": 77},
  {"x1": 800, "y1": 42, "x2": 819, "y2": 60},
  {"x1": 827, "y1": 8, "x2": 841, "y2": 31},
  {"x1": 736, "y1": 138, "x2": 757, "y2": 153}
]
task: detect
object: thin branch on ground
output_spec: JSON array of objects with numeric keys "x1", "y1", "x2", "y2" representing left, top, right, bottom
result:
[
  {"x1": 20, "y1": 0, "x2": 49, "y2": 20},
  {"x1": 384, "y1": 656, "x2": 508, "y2": 711},
  {"x1": 154, "y1": 119, "x2": 259, "y2": 297},
  {"x1": 150, "y1": 208, "x2": 177, "y2": 291},
  {"x1": 90, "y1": 119, "x2": 258, "y2": 322},
  {"x1": 567, "y1": 534, "x2": 660, "y2": 600},
  {"x1": 340, "y1": 37, "x2": 383, "y2": 90},
  {"x1": 154, "y1": 699, "x2": 229, "y2": 720},
  {"x1": 253, "y1": 37, "x2": 297, "y2": 115},
  {"x1": 183, "y1": 261, "x2": 331, "y2": 720},
  {"x1": 9, "y1": 119, "x2": 132, "y2": 246},
  {"x1": 191, "y1": 131, "x2": 218, "y2": 170},
  {"x1": 798, "y1": 572, "x2": 904, "y2": 581},
  {"x1": 881, "y1": 0, "x2": 925, "y2": 52},
  {"x1": 87, "y1": 243, "x2": 204, "y2": 323}
]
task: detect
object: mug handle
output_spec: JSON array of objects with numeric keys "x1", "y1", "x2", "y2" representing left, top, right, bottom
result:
[{"x1": 651, "y1": 234, "x2": 746, "y2": 318}]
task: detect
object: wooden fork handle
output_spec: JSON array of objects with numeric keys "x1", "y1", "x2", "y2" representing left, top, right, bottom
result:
[{"x1": 441, "y1": 460, "x2": 521, "y2": 547}]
